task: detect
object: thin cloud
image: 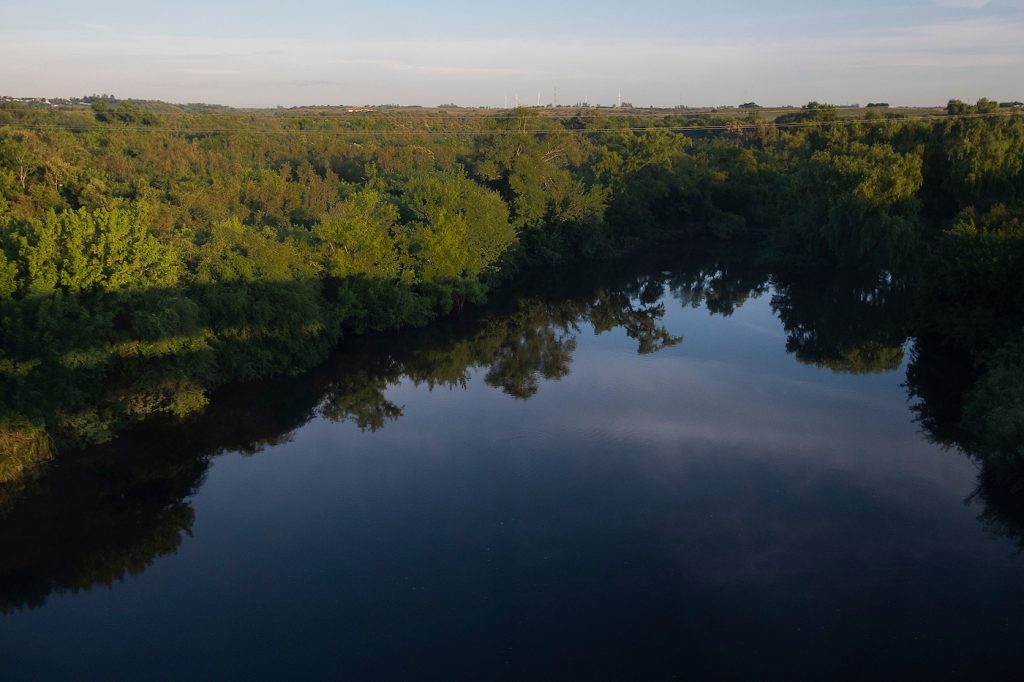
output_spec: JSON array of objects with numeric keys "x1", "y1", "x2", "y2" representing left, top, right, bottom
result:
[
  {"x1": 1, "y1": 20, "x2": 1021, "y2": 106},
  {"x1": 934, "y1": 0, "x2": 992, "y2": 8},
  {"x1": 181, "y1": 68, "x2": 238, "y2": 76},
  {"x1": 292, "y1": 79, "x2": 342, "y2": 87}
]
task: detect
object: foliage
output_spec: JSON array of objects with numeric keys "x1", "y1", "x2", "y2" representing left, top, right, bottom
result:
[
  {"x1": 13, "y1": 207, "x2": 180, "y2": 295},
  {"x1": 402, "y1": 168, "x2": 515, "y2": 280},
  {"x1": 1, "y1": 98, "x2": 1023, "y2": 480},
  {"x1": 315, "y1": 187, "x2": 403, "y2": 279}
]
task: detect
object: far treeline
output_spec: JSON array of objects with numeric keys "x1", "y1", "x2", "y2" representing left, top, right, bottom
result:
[{"x1": 0, "y1": 98, "x2": 1022, "y2": 481}]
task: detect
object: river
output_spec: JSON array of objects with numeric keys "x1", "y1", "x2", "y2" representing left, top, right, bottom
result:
[{"x1": 2, "y1": 254, "x2": 1022, "y2": 679}]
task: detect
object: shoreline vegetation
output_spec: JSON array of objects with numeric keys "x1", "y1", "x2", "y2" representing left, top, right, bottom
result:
[
  {"x1": 0, "y1": 248, "x2": 1020, "y2": 615},
  {"x1": 0, "y1": 98, "x2": 1022, "y2": 488}
]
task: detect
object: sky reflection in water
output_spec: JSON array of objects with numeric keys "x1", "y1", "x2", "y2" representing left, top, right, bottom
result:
[{"x1": 2, "y1": 280, "x2": 1023, "y2": 680}]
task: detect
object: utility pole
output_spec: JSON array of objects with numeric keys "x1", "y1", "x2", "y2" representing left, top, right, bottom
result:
[
  {"x1": 515, "y1": 93, "x2": 519, "y2": 108},
  {"x1": 553, "y1": 86, "x2": 558, "y2": 107},
  {"x1": 537, "y1": 91, "x2": 541, "y2": 107}
]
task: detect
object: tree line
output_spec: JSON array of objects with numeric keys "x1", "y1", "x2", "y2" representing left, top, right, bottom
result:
[{"x1": 0, "y1": 98, "x2": 1022, "y2": 480}]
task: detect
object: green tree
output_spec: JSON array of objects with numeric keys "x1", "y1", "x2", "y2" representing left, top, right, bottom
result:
[
  {"x1": 192, "y1": 217, "x2": 318, "y2": 283},
  {"x1": 18, "y1": 207, "x2": 180, "y2": 295},
  {"x1": 403, "y1": 169, "x2": 515, "y2": 280},
  {"x1": 786, "y1": 141, "x2": 923, "y2": 265},
  {"x1": 315, "y1": 188, "x2": 403, "y2": 279}
]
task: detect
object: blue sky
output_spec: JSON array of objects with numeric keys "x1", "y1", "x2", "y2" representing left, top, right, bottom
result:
[{"x1": 2, "y1": 1, "x2": 1022, "y2": 107}]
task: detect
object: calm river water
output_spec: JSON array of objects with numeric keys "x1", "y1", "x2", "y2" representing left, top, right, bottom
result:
[{"x1": 2, "y1": 256, "x2": 1022, "y2": 679}]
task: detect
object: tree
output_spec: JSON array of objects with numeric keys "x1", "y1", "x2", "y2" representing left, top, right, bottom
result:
[
  {"x1": 192, "y1": 217, "x2": 317, "y2": 283},
  {"x1": 0, "y1": 251, "x2": 17, "y2": 297},
  {"x1": 0, "y1": 133, "x2": 36, "y2": 192},
  {"x1": 18, "y1": 207, "x2": 180, "y2": 294},
  {"x1": 315, "y1": 188, "x2": 403, "y2": 279},
  {"x1": 775, "y1": 101, "x2": 839, "y2": 124},
  {"x1": 403, "y1": 169, "x2": 515, "y2": 280},
  {"x1": 786, "y1": 141, "x2": 923, "y2": 265}
]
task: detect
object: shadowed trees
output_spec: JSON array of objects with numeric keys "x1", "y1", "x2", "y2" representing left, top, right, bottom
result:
[{"x1": 0, "y1": 263, "x2": 684, "y2": 611}]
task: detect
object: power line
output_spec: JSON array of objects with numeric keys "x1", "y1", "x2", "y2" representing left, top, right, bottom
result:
[
  {"x1": 0, "y1": 103, "x2": 958, "y2": 123},
  {"x1": 255, "y1": 105, "x2": 960, "y2": 122},
  {"x1": 0, "y1": 110, "x2": 1018, "y2": 137}
]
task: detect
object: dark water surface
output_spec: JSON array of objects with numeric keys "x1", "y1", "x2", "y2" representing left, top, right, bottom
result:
[{"x1": 2, "y1": 258, "x2": 1023, "y2": 679}]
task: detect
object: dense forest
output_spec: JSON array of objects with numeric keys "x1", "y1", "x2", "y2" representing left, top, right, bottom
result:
[{"x1": 0, "y1": 97, "x2": 1022, "y2": 496}]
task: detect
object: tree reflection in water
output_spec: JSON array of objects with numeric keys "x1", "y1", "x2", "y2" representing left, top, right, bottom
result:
[
  {"x1": 0, "y1": 257, "x2": 685, "y2": 612},
  {"x1": 1, "y1": 247, "x2": 1022, "y2": 613}
]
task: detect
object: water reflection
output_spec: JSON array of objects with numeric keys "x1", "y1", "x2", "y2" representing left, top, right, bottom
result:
[
  {"x1": 0, "y1": 246, "x2": 1021, "y2": 624},
  {"x1": 907, "y1": 332, "x2": 1024, "y2": 549},
  {"x1": 0, "y1": 258, "x2": 684, "y2": 613},
  {"x1": 770, "y1": 268, "x2": 911, "y2": 374}
]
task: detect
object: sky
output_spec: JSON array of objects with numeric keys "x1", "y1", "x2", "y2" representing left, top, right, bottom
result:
[{"x1": 1, "y1": 0, "x2": 1022, "y2": 107}]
